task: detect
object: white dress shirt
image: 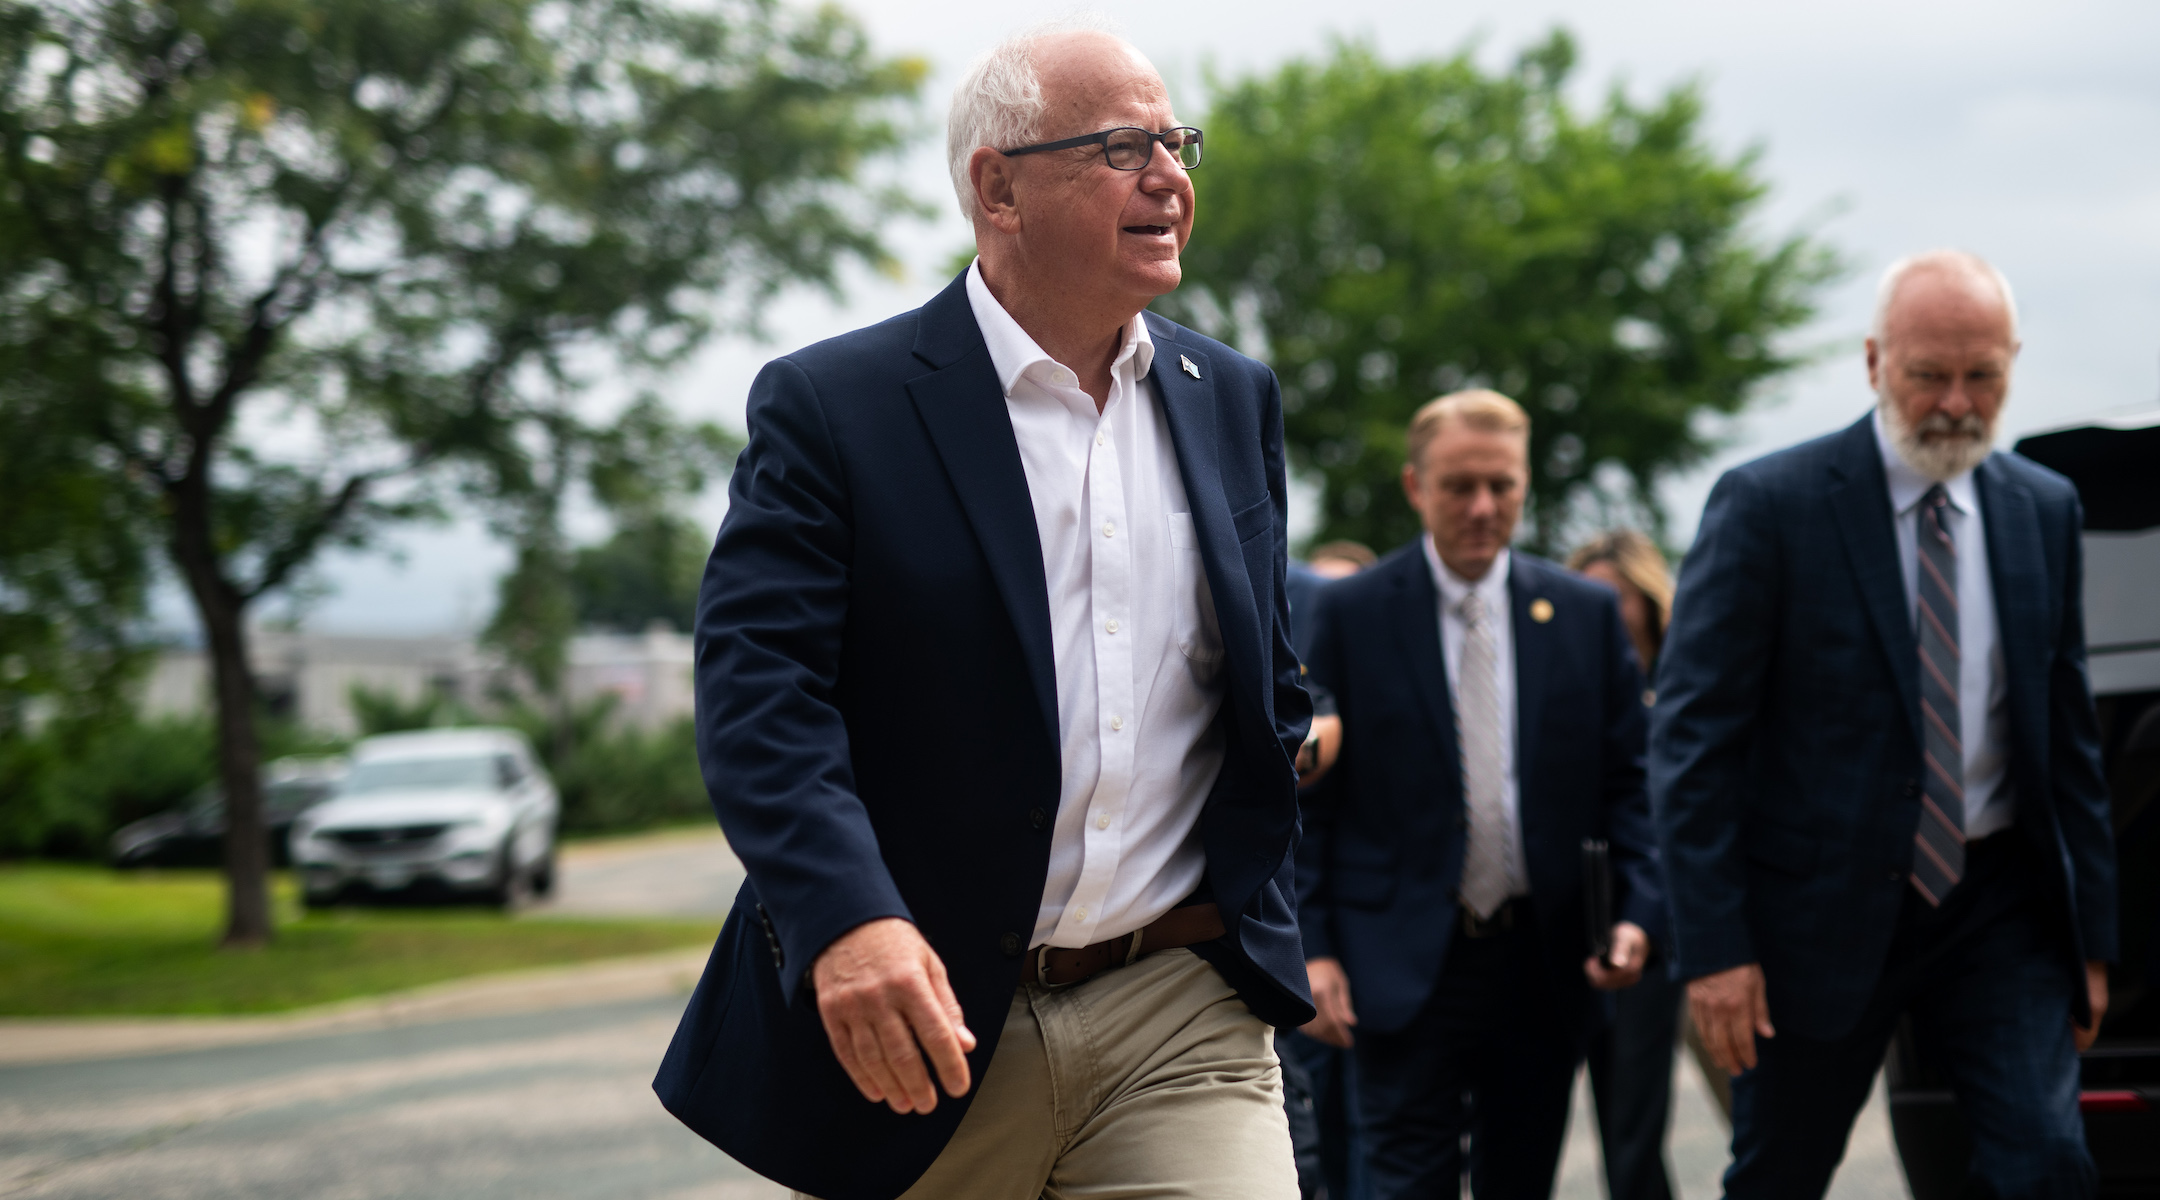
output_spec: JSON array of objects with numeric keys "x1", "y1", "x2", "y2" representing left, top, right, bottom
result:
[
  {"x1": 1873, "y1": 408, "x2": 2014, "y2": 839},
  {"x1": 1423, "y1": 538, "x2": 1530, "y2": 896},
  {"x1": 965, "y1": 262, "x2": 1229, "y2": 949}
]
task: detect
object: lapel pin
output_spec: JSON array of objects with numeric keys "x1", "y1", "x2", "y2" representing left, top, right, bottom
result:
[
  {"x1": 1180, "y1": 354, "x2": 1201, "y2": 379},
  {"x1": 1530, "y1": 598, "x2": 1554, "y2": 624}
]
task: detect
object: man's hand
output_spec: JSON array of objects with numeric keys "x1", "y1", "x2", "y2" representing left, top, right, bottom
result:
[
  {"x1": 2075, "y1": 960, "x2": 2109, "y2": 1052},
  {"x1": 1296, "y1": 714, "x2": 1343, "y2": 786},
  {"x1": 811, "y1": 917, "x2": 977, "y2": 1114},
  {"x1": 1584, "y1": 921, "x2": 1650, "y2": 990},
  {"x1": 1687, "y1": 963, "x2": 1775, "y2": 1076},
  {"x1": 1302, "y1": 956, "x2": 1359, "y2": 1048}
]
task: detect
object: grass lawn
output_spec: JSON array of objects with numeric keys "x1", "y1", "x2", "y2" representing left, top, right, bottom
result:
[{"x1": 0, "y1": 863, "x2": 718, "y2": 1017}]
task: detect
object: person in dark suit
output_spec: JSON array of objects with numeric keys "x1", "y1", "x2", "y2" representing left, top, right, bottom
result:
[
  {"x1": 1652, "y1": 250, "x2": 2116, "y2": 1199},
  {"x1": 1570, "y1": 529, "x2": 1686, "y2": 1200},
  {"x1": 653, "y1": 22, "x2": 1313, "y2": 1200},
  {"x1": 1298, "y1": 389, "x2": 1664, "y2": 1200}
]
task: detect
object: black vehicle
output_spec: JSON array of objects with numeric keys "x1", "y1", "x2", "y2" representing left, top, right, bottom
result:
[
  {"x1": 110, "y1": 756, "x2": 347, "y2": 869},
  {"x1": 1890, "y1": 410, "x2": 2160, "y2": 1196}
]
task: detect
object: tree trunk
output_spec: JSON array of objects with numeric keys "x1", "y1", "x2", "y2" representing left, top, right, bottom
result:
[
  {"x1": 205, "y1": 602, "x2": 272, "y2": 948},
  {"x1": 169, "y1": 482, "x2": 273, "y2": 948}
]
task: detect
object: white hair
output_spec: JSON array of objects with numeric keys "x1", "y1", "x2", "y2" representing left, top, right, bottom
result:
[
  {"x1": 946, "y1": 12, "x2": 1126, "y2": 225},
  {"x1": 1870, "y1": 249, "x2": 2019, "y2": 342}
]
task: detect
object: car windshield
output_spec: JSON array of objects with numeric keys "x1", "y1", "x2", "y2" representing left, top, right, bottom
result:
[{"x1": 340, "y1": 755, "x2": 499, "y2": 796}]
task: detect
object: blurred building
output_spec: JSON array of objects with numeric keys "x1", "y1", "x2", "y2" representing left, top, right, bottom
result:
[{"x1": 140, "y1": 625, "x2": 696, "y2": 735}]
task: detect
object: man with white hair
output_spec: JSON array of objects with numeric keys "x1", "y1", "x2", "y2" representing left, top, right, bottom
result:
[
  {"x1": 1652, "y1": 250, "x2": 2116, "y2": 1197},
  {"x1": 654, "y1": 18, "x2": 1312, "y2": 1200}
]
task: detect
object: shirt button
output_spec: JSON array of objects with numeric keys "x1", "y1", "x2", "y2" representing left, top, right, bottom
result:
[
  {"x1": 1074, "y1": 907, "x2": 1088, "y2": 922},
  {"x1": 1103, "y1": 521, "x2": 1115, "y2": 537},
  {"x1": 1096, "y1": 814, "x2": 1111, "y2": 830},
  {"x1": 1096, "y1": 432, "x2": 1106, "y2": 446},
  {"x1": 1109, "y1": 715, "x2": 1124, "y2": 731},
  {"x1": 1105, "y1": 618, "x2": 1119, "y2": 634}
]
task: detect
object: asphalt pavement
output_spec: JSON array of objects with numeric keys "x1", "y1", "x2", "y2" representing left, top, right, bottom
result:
[{"x1": 3, "y1": 827, "x2": 1911, "y2": 1199}]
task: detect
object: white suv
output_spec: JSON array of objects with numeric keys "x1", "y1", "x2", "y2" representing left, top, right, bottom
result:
[{"x1": 291, "y1": 727, "x2": 560, "y2": 909}]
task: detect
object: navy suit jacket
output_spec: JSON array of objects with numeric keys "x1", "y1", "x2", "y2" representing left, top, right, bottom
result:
[
  {"x1": 1650, "y1": 414, "x2": 2116, "y2": 1041},
  {"x1": 652, "y1": 271, "x2": 1316, "y2": 1200},
  {"x1": 1295, "y1": 544, "x2": 1661, "y2": 1035}
]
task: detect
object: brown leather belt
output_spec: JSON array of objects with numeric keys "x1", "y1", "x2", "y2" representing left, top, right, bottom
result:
[{"x1": 1020, "y1": 903, "x2": 1225, "y2": 987}]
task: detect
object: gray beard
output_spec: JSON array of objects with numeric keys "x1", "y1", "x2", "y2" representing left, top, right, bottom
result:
[{"x1": 1880, "y1": 392, "x2": 1994, "y2": 481}]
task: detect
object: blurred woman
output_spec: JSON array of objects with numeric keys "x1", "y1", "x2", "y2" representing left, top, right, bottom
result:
[{"x1": 1568, "y1": 529, "x2": 1697, "y2": 1200}]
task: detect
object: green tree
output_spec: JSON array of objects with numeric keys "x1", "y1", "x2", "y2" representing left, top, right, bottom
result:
[
  {"x1": 566, "y1": 513, "x2": 709, "y2": 633},
  {"x1": 1164, "y1": 34, "x2": 1839, "y2": 553},
  {"x1": 0, "y1": 0, "x2": 923, "y2": 945}
]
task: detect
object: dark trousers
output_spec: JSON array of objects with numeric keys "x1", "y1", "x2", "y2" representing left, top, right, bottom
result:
[
  {"x1": 1726, "y1": 834, "x2": 2093, "y2": 1200},
  {"x1": 1588, "y1": 966, "x2": 1682, "y2": 1200},
  {"x1": 1283, "y1": 1029, "x2": 1371, "y2": 1200},
  {"x1": 1353, "y1": 904, "x2": 1584, "y2": 1200}
]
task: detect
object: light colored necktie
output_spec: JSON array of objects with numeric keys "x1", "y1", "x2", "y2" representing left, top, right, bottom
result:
[
  {"x1": 1456, "y1": 590, "x2": 1512, "y2": 919},
  {"x1": 1912, "y1": 485, "x2": 1965, "y2": 905}
]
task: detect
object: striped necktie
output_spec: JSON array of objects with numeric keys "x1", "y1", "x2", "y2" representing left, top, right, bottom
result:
[{"x1": 1912, "y1": 484, "x2": 1966, "y2": 906}]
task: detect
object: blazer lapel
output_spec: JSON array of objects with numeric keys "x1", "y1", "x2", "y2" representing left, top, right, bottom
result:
[
  {"x1": 1386, "y1": 550, "x2": 1460, "y2": 779},
  {"x1": 1976, "y1": 456, "x2": 2050, "y2": 779},
  {"x1": 904, "y1": 275, "x2": 1060, "y2": 753},
  {"x1": 1507, "y1": 557, "x2": 1551, "y2": 801},
  {"x1": 1825, "y1": 415, "x2": 1923, "y2": 747},
  {"x1": 1147, "y1": 323, "x2": 1265, "y2": 709}
]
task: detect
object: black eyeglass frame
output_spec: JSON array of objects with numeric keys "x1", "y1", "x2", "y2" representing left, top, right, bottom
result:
[{"x1": 998, "y1": 126, "x2": 1204, "y2": 171}]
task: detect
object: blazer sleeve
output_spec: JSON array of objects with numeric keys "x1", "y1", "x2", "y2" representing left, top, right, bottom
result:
[
  {"x1": 2048, "y1": 494, "x2": 2118, "y2": 963},
  {"x1": 1293, "y1": 584, "x2": 1345, "y2": 962},
  {"x1": 692, "y1": 357, "x2": 911, "y2": 1004},
  {"x1": 1651, "y1": 467, "x2": 1782, "y2": 980},
  {"x1": 1596, "y1": 591, "x2": 1662, "y2": 945}
]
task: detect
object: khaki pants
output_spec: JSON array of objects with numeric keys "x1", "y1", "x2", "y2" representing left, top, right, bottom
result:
[{"x1": 796, "y1": 948, "x2": 1298, "y2": 1200}]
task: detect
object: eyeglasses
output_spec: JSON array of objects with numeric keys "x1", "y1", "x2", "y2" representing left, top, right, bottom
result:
[{"x1": 999, "y1": 126, "x2": 1203, "y2": 171}]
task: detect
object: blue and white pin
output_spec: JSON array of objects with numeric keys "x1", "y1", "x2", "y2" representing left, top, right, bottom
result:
[{"x1": 1179, "y1": 354, "x2": 1201, "y2": 379}]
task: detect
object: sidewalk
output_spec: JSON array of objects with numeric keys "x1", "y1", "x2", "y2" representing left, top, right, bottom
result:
[{"x1": 0, "y1": 945, "x2": 710, "y2": 1067}]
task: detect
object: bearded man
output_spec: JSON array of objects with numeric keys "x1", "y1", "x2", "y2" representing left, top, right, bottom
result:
[{"x1": 1651, "y1": 250, "x2": 2117, "y2": 1198}]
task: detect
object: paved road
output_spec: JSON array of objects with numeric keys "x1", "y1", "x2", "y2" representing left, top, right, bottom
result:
[
  {"x1": 0, "y1": 995, "x2": 782, "y2": 1200},
  {"x1": 538, "y1": 828, "x2": 744, "y2": 920},
  {"x1": 5, "y1": 827, "x2": 1911, "y2": 1198}
]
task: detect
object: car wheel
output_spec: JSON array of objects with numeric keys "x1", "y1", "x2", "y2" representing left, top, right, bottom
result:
[
  {"x1": 483, "y1": 842, "x2": 531, "y2": 911},
  {"x1": 530, "y1": 847, "x2": 557, "y2": 897}
]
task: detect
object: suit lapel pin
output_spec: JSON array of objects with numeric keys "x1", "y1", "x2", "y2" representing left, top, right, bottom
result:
[
  {"x1": 1180, "y1": 354, "x2": 1201, "y2": 379},
  {"x1": 1530, "y1": 598, "x2": 1554, "y2": 624}
]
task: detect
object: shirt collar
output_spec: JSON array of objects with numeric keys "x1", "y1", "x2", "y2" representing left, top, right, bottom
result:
[
  {"x1": 1423, "y1": 535, "x2": 1512, "y2": 615},
  {"x1": 965, "y1": 258, "x2": 1155, "y2": 398},
  {"x1": 1872, "y1": 405, "x2": 1980, "y2": 517}
]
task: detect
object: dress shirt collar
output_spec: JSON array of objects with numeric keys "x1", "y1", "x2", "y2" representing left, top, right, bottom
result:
[
  {"x1": 1873, "y1": 405, "x2": 1981, "y2": 518},
  {"x1": 1423, "y1": 535, "x2": 1512, "y2": 617},
  {"x1": 965, "y1": 258, "x2": 1155, "y2": 399}
]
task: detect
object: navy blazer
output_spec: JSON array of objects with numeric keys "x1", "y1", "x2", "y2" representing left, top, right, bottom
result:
[
  {"x1": 1651, "y1": 414, "x2": 2116, "y2": 1041},
  {"x1": 1295, "y1": 545, "x2": 1661, "y2": 1035},
  {"x1": 653, "y1": 271, "x2": 1315, "y2": 1200}
]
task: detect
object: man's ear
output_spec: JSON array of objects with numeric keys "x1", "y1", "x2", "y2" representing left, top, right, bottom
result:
[
  {"x1": 1864, "y1": 336, "x2": 1882, "y2": 391},
  {"x1": 1400, "y1": 462, "x2": 1422, "y2": 510},
  {"x1": 969, "y1": 146, "x2": 1022, "y2": 235}
]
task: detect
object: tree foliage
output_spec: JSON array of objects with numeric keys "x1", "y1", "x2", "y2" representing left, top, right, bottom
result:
[
  {"x1": 0, "y1": 0, "x2": 922, "y2": 941},
  {"x1": 1163, "y1": 34, "x2": 1839, "y2": 553}
]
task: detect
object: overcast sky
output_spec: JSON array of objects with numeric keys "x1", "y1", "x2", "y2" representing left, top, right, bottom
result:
[{"x1": 228, "y1": 0, "x2": 2160, "y2": 636}]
